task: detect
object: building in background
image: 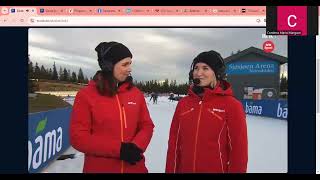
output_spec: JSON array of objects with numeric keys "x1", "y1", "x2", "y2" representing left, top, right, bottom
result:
[{"x1": 224, "y1": 47, "x2": 287, "y2": 100}]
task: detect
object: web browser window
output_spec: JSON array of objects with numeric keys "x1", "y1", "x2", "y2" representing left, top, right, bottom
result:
[{"x1": 1, "y1": 6, "x2": 291, "y2": 173}]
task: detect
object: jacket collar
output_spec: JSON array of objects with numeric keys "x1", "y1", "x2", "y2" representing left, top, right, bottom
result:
[
  {"x1": 188, "y1": 80, "x2": 234, "y2": 101},
  {"x1": 88, "y1": 80, "x2": 130, "y2": 94}
]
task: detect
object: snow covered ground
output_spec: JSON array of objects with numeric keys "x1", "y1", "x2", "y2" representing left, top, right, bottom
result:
[{"x1": 42, "y1": 96, "x2": 287, "y2": 173}]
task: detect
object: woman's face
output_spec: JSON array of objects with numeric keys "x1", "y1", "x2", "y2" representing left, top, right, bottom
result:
[
  {"x1": 113, "y1": 57, "x2": 132, "y2": 82},
  {"x1": 193, "y1": 62, "x2": 217, "y2": 88}
]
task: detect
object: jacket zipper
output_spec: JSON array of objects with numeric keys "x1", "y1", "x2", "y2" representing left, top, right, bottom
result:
[
  {"x1": 173, "y1": 122, "x2": 181, "y2": 173},
  {"x1": 122, "y1": 105, "x2": 128, "y2": 128},
  {"x1": 193, "y1": 101, "x2": 203, "y2": 172},
  {"x1": 116, "y1": 94, "x2": 124, "y2": 173}
]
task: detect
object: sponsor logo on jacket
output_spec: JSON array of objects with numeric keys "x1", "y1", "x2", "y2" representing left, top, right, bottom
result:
[{"x1": 212, "y1": 108, "x2": 225, "y2": 112}]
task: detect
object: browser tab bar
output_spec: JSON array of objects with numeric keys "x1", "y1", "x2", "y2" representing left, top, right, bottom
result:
[
  {"x1": 18, "y1": 6, "x2": 266, "y2": 16},
  {"x1": 0, "y1": 6, "x2": 266, "y2": 27}
]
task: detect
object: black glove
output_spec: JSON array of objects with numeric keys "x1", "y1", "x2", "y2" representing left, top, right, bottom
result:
[{"x1": 120, "y1": 142, "x2": 143, "y2": 165}]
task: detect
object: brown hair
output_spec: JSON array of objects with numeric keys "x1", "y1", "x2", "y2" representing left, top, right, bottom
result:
[{"x1": 93, "y1": 70, "x2": 134, "y2": 96}]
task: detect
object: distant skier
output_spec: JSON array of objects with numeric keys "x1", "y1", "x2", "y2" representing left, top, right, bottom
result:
[
  {"x1": 169, "y1": 92, "x2": 174, "y2": 102},
  {"x1": 149, "y1": 92, "x2": 158, "y2": 104},
  {"x1": 149, "y1": 92, "x2": 155, "y2": 102},
  {"x1": 153, "y1": 92, "x2": 158, "y2": 104}
]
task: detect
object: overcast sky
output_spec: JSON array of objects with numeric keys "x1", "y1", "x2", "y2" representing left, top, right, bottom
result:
[{"x1": 29, "y1": 28, "x2": 287, "y2": 84}]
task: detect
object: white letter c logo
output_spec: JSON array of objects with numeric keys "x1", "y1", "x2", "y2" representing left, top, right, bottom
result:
[{"x1": 288, "y1": 15, "x2": 297, "y2": 27}]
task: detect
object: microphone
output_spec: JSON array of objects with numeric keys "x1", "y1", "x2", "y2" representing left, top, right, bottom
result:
[
  {"x1": 192, "y1": 78, "x2": 204, "y2": 95},
  {"x1": 193, "y1": 78, "x2": 200, "y2": 85},
  {"x1": 126, "y1": 75, "x2": 133, "y2": 82},
  {"x1": 126, "y1": 72, "x2": 133, "y2": 82}
]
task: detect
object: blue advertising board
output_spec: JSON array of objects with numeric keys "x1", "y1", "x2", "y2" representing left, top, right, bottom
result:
[
  {"x1": 28, "y1": 107, "x2": 72, "y2": 173},
  {"x1": 226, "y1": 61, "x2": 279, "y2": 75},
  {"x1": 241, "y1": 99, "x2": 287, "y2": 120}
]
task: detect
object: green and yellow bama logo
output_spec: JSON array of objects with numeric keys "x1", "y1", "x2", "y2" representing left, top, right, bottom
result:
[{"x1": 28, "y1": 117, "x2": 63, "y2": 171}]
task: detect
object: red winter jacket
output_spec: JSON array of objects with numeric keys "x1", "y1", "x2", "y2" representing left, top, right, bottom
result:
[
  {"x1": 70, "y1": 80, "x2": 154, "y2": 173},
  {"x1": 166, "y1": 80, "x2": 248, "y2": 173}
]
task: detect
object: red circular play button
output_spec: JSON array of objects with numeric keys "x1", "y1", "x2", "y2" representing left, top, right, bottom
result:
[{"x1": 263, "y1": 41, "x2": 275, "y2": 53}]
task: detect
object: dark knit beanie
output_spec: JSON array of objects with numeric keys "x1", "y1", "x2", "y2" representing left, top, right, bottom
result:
[
  {"x1": 95, "y1": 41, "x2": 133, "y2": 71},
  {"x1": 191, "y1": 50, "x2": 226, "y2": 80}
]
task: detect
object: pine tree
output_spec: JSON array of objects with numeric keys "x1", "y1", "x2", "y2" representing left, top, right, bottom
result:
[
  {"x1": 52, "y1": 62, "x2": 58, "y2": 80},
  {"x1": 78, "y1": 68, "x2": 84, "y2": 83},
  {"x1": 136, "y1": 79, "x2": 189, "y2": 95},
  {"x1": 84, "y1": 76, "x2": 89, "y2": 84},
  {"x1": 63, "y1": 68, "x2": 68, "y2": 81},
  {"x1": 28, "y1": 55, "x2": 34, "y2": 79},
  {"x1": 280, "y1": 74, "x2": 288, "y2": 92},
  {"x1": 67, "y1": 70, "x2": 71, "y2": 82},
  {"x1": 71, "y1": 72, "x2": 77, "y2": 82},
  {"x1": 46, "y1": 68, "x2": 50, "y2": 80},
  {"x1": 49, "y1": 68, "x2": 53, "y2": 80},
  {"x1": 170, "y1": 80, "x2": 177, "y2": 93},
  {"x1": 40, "y1": 65, "x2": 46, "y2": 79},
  {"x1": 34, "y1": 62, "x2": 41, "y2": 79},
  {"x1": 163, "y1": 79, "x2": 169, "y2": 93},
  {"x1": 59, "y1": 67, "x2": 63, "y2": 81}
]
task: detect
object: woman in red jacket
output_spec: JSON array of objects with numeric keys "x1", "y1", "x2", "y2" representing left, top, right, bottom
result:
[
  {"x1": 70, "y1": 41, "x2": 154, "y2": 173},
  {"x1": 166, "y1": 50, "x2": 248, "y2": 173}
]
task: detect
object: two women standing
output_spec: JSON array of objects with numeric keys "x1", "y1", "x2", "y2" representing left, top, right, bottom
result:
[{"x1": 70, "y1": 42, "x2": 248, "y2": 173}]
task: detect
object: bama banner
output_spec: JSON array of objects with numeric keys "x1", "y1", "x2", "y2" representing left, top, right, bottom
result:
[
  {"x1": 241, "y1": 99, "x2": 287, "y2": 120},
  {"x1": 28, "y1": 107, "x2": 72, "y2": 173}
]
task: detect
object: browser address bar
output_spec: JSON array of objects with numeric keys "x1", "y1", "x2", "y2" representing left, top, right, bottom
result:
[{"x1": 28, "y1": 16, "x2": 266, "y2": 26}]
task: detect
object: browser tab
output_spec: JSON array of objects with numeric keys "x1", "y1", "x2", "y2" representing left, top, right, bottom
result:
[
  {"x1": 10, "y1": 8, "x2": 16, "y2": 14},
  {"x1": 247, "y1": 8, "x2": 259, "y2": 13},
  {"x1": 1, "y1": 7, "x2": 8, "y2": 15},
  {"x1": 217, "y1": 9, "x2": 230, "y2": 13},
  {"x1": 16, "y1": 9, "x2": 24, "y2": 13},
  {"x1": 105, "y1": 9, "x2": 117, "y2": 13}
]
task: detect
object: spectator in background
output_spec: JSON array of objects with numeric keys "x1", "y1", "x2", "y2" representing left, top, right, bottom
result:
[
  {"x1": 153, "y1": 92, "x2": 158, "y2": 104},
  {"x1": 169, "y1": 92, "x2": 175, "y2": 102}
]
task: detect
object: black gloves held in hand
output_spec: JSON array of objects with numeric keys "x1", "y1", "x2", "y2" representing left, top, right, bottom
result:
[{"x1": 120, "y1": 142, "x2": 143, "y2": 165}]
